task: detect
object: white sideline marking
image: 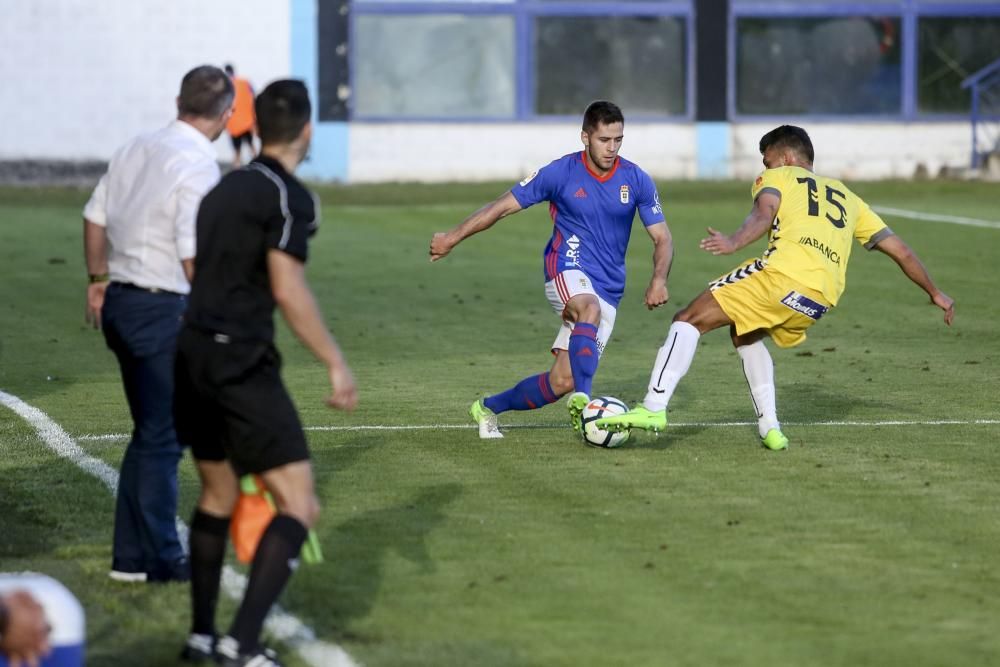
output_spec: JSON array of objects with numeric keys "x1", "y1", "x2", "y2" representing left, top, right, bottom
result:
[
  {"x1": 0, "y1": 390, "x2": 358, "y2": 667},
  {"x1": 75, "y1": 417, "x2": 1000, "y2": 442},
  {"x1": 873, "y1": 206, "x2": 1000, "y2": 230}
]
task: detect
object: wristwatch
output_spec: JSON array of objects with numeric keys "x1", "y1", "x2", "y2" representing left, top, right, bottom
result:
[{"x1": 89, "y1": 273, "x2": 110, "y2": 283}]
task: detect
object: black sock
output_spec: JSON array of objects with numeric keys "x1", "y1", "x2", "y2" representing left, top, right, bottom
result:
[
  {"x1": 228, "y1": 514, "x2": 308, "y2": 652},
  {"x1": 189, "y1": 509, "x2": 231, "y2": 636}
]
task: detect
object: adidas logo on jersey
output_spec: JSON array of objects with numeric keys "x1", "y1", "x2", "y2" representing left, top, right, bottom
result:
[{"x1": 574, "y1": 187, "x2": 587, "y2": 198}]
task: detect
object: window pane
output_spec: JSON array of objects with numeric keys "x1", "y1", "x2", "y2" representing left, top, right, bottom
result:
[
  {"x1": 354, "y1": 15, "x2": 515, "y2": 118},
  {"x1": 534, "y1": 16, "x2": 686, "y2": 116},
  {"x1": 736, "y1": 17, "x2": 901, "y2": 115},
  {"x1": 918, "y1": 17, "x2": 1000, "y2": 113}
]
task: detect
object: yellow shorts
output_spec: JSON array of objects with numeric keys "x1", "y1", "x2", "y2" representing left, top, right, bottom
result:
[{"x1": 709, "y1": 261, "x2": 831, "y2": 348}]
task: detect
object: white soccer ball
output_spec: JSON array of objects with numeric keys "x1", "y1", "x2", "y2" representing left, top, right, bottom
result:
[{"x1": 581, "y1": 396, "x2": 631, "y2": 448}]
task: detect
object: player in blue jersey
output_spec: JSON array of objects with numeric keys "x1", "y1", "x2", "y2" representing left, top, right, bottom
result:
[{"x1": 430, "y1": 101, "x2": 674, "y2": 438}]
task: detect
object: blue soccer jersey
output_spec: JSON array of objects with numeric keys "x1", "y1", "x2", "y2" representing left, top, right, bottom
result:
[{"x1": 510, "y1": 152, "x2": 665, "y2": 306}]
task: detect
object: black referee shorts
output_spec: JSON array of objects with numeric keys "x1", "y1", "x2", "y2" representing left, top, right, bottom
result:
[{"x1": 174, "y1": 326, "x2": 309, "y2": 475}]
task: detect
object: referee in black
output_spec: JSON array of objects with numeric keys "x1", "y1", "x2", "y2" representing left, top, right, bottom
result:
[{"x1": 174, "y1": 79, "x2": 357, "y2": 667}]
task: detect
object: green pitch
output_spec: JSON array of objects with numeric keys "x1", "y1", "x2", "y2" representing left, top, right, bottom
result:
[{"x1": 0, "y1": 180, "x2": 998, "y2": 667}]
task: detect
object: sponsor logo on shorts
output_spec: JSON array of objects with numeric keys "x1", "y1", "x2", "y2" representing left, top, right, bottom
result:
[
  {"x1": 780, "y1": 291, "x2": 828, "y2": 320},
  {"x1": 620, "y1": 185, "x2": 629, "y2": 204},
  {"x1": 798, "y1": 236, "x2": 841, "y2": 264}
]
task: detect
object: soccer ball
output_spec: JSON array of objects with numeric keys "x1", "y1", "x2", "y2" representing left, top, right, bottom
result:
[{"x1": 581, "y1": 396, "x2": 631, "y2": 448}]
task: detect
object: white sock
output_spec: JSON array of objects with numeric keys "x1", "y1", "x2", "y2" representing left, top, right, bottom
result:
[
  {"x1": 737, "y1": 340, "x2": 779, "y2": 438},
  {"x1": 643, "y1": 321, "x2": 700, "y2": 412}
]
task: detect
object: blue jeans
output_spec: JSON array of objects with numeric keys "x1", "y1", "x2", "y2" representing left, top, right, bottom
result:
[{"x1": 101, "y1": 283, "x2": 187, "y2": 578}]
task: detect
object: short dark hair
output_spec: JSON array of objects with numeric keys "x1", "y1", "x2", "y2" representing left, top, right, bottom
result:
[
  {"x1": 759, "y1": 125, "x2": 815, "y2": 164},
  {"x1": 177, "y1": 65, "x2": 234, "y2": 119},
  {"x1": 255, "y1": 79, "x2": 311, "y2": 145},
  {"x1": 582, "y1": 100, "x2": 625, "y2": 133}
]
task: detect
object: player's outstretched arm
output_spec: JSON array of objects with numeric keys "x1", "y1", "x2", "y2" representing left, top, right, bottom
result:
[
  {"x1": 644, "y1": 221, "x2": 673, "y2": 310},
  {"x1": 267, "y1": 249, "x2": 359, "y2": 410},
  {"x1": 429, "y1": 191, "x2": 523, "y2": 262},
  {"x1": 700, "y1": 191, "x2": 779, "y2": 256},
  {"x1": 873, "y1": 234, "x2": 955, "y2": 325}
]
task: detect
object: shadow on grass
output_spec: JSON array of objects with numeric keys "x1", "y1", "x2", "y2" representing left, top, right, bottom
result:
[
  {"x1": 295, "y1": 483, "x2": 462, "y2": 641},
  {"x1": 624, "y1": 379, "x2": 876, "y2": 451}
]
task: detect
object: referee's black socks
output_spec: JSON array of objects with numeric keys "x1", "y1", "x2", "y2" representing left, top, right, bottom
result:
[
  {"x1": 229, "y1": 514, "x2": 309, "y2": 652},
  {"x1": 189, "y1": 509, "x2": 231, "y2": 637}
]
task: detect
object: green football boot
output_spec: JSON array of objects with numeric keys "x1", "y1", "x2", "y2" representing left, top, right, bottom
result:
[
  {"x1": 470, "y1": 399, "x2": 503, "y2": 439},
  {"x1": 596, "y1": 405, "x2": 667, "y2": 433},
  {"x1": 761, "y1": 428, "x2": 789, "y2": 451},
  {"x1": 566, "y1": 392, "x2": 589, "y2": 433}
]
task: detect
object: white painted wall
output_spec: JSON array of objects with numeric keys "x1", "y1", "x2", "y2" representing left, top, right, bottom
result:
[
  {"x1": 731, "y1": 123, "x2": 971, "y2": 181},
  {"x1": 0, "y1": 0, "x2": 290, "y2": 161},
  {"x1": 347, "y1": 123, "x2": 699, "y2": 183},
  {"x1": 348, "y1": 121, "x2": 970, "y2": 183}
]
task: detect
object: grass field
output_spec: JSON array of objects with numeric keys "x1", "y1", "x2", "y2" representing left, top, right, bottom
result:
[{"x1": 0, "y1": 179, "x2": 998, "y2": 667}]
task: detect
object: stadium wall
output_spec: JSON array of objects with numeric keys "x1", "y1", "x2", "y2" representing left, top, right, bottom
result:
[
  {"x1": 0, "y1": 0, "x2": 290, "y2": 164},
  {"x1": 335, "y1": 122, "x2": 969, "y2": 183},
  {"x1": 0, "y1": 0, "x2": 973, "y2": 183}
]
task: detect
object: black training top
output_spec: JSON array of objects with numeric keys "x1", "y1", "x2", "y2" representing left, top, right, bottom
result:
[{"x1": 185, "y1": 155, "x2": 318, "y2": 342}]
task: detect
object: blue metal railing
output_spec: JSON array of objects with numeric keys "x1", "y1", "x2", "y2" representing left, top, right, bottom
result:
[{"x1": 961, "y1": 57, "x2": 1000, "y2": 169}]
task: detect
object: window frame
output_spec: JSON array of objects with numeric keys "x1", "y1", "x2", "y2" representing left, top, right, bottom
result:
[
  {"x1": 729, "y1": 1, "x2": 1000, "y2": 122},
  {"x1": 349, "y1": 0, "x2": 695, "y2": 122}
]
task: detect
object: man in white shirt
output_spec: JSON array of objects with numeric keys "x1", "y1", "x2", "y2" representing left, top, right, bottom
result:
[{"x1": 83, "y1": 65, "x2": 234, "y2": 584}]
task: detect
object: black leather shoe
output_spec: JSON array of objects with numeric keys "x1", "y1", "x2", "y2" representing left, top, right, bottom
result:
[{"x1": 148, "y1": 556, "x2": 191, "y2": 583}]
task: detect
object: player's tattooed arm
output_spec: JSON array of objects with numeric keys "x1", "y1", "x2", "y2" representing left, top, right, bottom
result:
[
  {"x1": 430, "y1": 191, "x2": 523, "y2": 262},
  {"x1": 700, "y1": 190, "x2": 779, "y2": 256}
]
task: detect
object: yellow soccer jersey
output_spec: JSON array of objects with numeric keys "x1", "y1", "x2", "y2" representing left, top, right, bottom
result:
[{"x1": 750, "y1": 166, "x2": 893, "y2": 306}]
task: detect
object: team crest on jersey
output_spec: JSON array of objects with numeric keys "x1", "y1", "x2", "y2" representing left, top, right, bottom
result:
[
  {"x1": 520, "y1": 170, "x2": 539, "y2": 187},
  {"x1": 755, "y1": 175, "x2": 764, "y2": 188},
  {"x1": 620, "y1": 185, "x2": 630, "y2": 204}
]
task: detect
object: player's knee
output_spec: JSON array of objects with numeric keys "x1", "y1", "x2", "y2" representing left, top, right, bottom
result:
[
  {"x1": 278, "y1": 493, "x2": 320, "y2": 529},
  {"x1": 549, "y1": 370, "x2": 575, "y2": 396},
  {"x1": 199, "y1": 484, "x2": 239, "y2": 517},
  {"x1": 672, "y1": 307, "x2": 694, "y2": 324},
  {"x1": 577, "y1": 300, "x2": 601, "y2": 326}
]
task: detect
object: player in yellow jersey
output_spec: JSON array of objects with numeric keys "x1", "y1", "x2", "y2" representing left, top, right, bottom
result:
[{"x1": 598, "y1": 125, "x2": 954, "y2": 450}]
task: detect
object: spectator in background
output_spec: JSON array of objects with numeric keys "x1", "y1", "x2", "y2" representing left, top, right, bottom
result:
[
  {"x1": 0, "y1": 573, "x2": 85, "y2": 667},
  {"x1": 83, "y1": 65, "x2": 234, "y2": 584},
  {"x1": 225, "y1": 64, "x2": 256, "y2": 168}
]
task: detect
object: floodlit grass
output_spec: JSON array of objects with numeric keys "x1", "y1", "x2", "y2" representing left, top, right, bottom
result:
[{"x1": 0, "y1": 180, "x2": 998, "y2": 667}]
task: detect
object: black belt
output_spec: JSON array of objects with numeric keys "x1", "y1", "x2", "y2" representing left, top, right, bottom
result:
[{"x1": 112, "y1": 281, "x2": 183, "y2": 296}]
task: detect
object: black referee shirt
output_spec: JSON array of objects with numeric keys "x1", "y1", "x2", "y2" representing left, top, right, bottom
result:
[{"x1": 186, "y1": 155, "x2": 319, "y2": 342}]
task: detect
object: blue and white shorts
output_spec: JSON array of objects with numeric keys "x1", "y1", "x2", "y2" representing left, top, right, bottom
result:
[{"x1": 544, "y1": 269, "x2": 616, "y2": 356}]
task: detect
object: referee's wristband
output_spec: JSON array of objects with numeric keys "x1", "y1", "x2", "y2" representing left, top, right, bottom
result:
[{"x1": 88, "y1": 273, "x2": 110, "y2": 284}]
